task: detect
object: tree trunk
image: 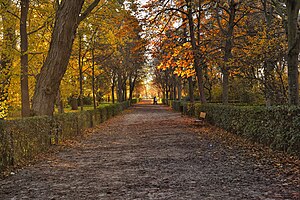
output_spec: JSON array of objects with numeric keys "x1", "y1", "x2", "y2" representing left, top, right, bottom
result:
[
  {"x1": 70, "y1": 97, "x2": 78, "y2": 110},
  {"x1": 56, "y1": 89, "x2": 64, "y2": 113},
  {"x1": 20, "y1": 0, "x2": 31, "y2": 117},
  {"x1": 177, "y1": 76, "x2": 182, "y2": 101},
  {"x1": 222, "y1": 69, "x2": 229, "y2": 104},
  {"x1": 112, "y1": 75, "x2": 115, "y2": 104},
  {"x1": 182, "y1": 17, "x2": 193, "y2": 103},
  {"x1": 123, "y1": 80, "x2": 127, "y2": 101},
  {"x1": 186, "y1": 0, "x2": 206, "y2": 103},
  {"x1": 286, "y1": 0, "x2": 300, "y2": 105},
  {"x1": 31, "y1": 0, "x2": 101, "y2": 116},
  {"x1": 221, "y1": 1, "x2": 235, "y2": 105},
  {"x1": 165, "y1": 70, "x2": 169, "y2": 101},
  {"x1": 262, "y1": 0, "x2": 277, "y2": 106},
  {"x1": 188, "y1": 76, "x2": 194, "y2": 103},
  {"x1": 117, "y1": 74, "x2": 123, "y2": 102},
  {"x1": 129, "y1": 74, "x2": 137, "y2": 101},
  {"x1": 91, "y1": 44, "x2": 96, "y2": 109},
  {"x1": 78, "y1": 33, "x2": 84, "y2": 111}
]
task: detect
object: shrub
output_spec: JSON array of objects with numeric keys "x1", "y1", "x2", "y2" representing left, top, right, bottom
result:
[
  {"x1": 193, "y1": 103, "x2": 300, "y2": 156},
  {"x1": 0, "y1": 101, "x2": 130, "y2": 172},
  {"x1": 131, "y1": 98, "x2": 139, "y2": 104},
  {"x1": 170, "y1": 101, "x2": 300, "y2": 156}
]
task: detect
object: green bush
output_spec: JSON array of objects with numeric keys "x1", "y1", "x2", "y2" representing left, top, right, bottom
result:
[
  {"x1": 193, "y1": 103, "x2": 300, "y2": 156},
  {"x1": 131, "y1": 98, "x2": 140, "y2": 104},
  {"x1": 0, "y1": 101, "x2": 130, "y2": 172}
]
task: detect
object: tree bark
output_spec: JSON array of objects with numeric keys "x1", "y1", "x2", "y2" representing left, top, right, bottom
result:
[
  {"x1": 20, "y1": 0, "x2": 31, "y2": 117},
  {"x1": 177, "y1": 76, "x2": 182, "y2": 101},
  {"x1": 286, "y1": 0, "x2": 300, "y2": 105},
  {"x1": 31, "y1": 0, "x2": 101, "y2": 116},
  {"x1": 78, "y1": 33, "x2": 84, "y2": 111},
  {"x1": 56, "y1": 89, "x2": 64, "y2": 113},
  {"x1": 117, "y1": 74, "x2": 123, "y2": 102},
  {"x1": 129, "y1": 72, "x2": 137, "y2": 101},
  {"x1": 220, "y1": 0, "x2": 235, "y2": 105},
  {"x1": 188, "y1": 76, "x2": 194, "y2": 103},
  {"x1": 186, "y1": 0, "x2": 206, "y2": 103},
  {"x1": 112, "y1": 74, "x2": 116, "y2": 104},
  {"x1": 91, "y1": 43, "x2": 96, "y2": 109}
]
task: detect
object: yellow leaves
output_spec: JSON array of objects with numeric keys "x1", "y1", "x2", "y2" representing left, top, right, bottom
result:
[{"x1": 182, "y1": 42, "x2": 191, "y2": 48}]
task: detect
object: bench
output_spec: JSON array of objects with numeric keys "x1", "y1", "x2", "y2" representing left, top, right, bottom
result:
[{"x1": 195, "y1": 112, "x2": 206, "y2": 125}]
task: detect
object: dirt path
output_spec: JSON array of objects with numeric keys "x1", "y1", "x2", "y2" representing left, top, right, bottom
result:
[{"x1": 0, "y1": 101, "x2": 299, "y2": 199}]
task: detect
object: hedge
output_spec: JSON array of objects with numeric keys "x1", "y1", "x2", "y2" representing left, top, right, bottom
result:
[
  {"x1": 130, "y1": 98, "x2": 141, "y2": 104},
  {"x1": 0, "y1": 101, "x2": 130, "y2": 172},
  {"x1": 170, "y1": 101, "x2": 300, "y2": 157}
]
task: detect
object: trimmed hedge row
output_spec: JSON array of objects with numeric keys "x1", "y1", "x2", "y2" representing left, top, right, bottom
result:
[
  {"x1": 130, "y1": 98, "x2": 141, "y2": 104},
  {"x1": 0, "y1": 101, "x2": 130, "y2": 172},
  {"x1": 169, "y1": 100, "x2": 300, "y2": 157}
]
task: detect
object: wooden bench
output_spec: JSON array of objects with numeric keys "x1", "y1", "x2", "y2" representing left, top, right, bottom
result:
[{"x1": 195, "y1": 112, "x2": 206, "y2": 125}]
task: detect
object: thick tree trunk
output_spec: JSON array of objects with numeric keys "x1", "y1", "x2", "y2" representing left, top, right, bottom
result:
[
  {"x1": 56, "y1": 89, "x2": 64, "y2": 113},
  {"x1": 20, "y1": 0, "x2": 30, "y2": 117},
  {"x1": 286, "y1": 0, "x2": 300, "y2": 105},
  {"x1": 31, "y1": 0, "x2": 101, "y2": 115},
  {"x1": 31, "y1": 0, "x2": 85, "y2": 116}
]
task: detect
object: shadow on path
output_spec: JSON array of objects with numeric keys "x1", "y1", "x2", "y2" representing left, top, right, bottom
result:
[{"x1": 0, "y1": 100, "x2": 299, "y2": 199}]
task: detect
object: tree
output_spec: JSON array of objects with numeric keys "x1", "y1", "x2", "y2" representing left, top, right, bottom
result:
[
  {"x1": 20, "y1": 0, "x2": 30, "y2": 117},
  {"x1": 144, "y1": 0, "x2": 207, "y2": 103},
  {"x1": 286, "y1": 0, "x2": 300, "y2": 105},
  {"x1": 31, "y1": 0, "x2": 103, "y2": 116}
]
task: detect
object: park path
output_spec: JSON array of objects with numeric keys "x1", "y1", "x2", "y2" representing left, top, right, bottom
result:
[{"x1": 0, "y1": 100, "x2": 299, "y2": 199}]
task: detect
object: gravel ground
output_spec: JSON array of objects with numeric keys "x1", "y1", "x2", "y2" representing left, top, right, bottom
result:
[{"x1": 0, "y1": 101, "x2": 299, "y2": 200}]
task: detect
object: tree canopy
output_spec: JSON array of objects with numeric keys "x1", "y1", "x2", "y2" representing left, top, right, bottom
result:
[{"x1": 0, "y1": 0, "x2": 299, "y2": 118}]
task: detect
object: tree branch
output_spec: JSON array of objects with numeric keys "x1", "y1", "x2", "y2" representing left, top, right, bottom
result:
[{"x1": 79, "y1": 0, "x2": 103, "y2": 22}]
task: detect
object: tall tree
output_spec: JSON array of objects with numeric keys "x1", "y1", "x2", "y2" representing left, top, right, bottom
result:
[
  {"x1": 31, "y1": 0, "x2": 102, "y2": 116},
  {"x1": 186, "y1": 0, "x2": 206, "y2": 103},
  {"x1": 20, "y1": 0, "x2": 30, "y2": 117},
  {"x1": 286, "y1": 0, "x2": 300, "y2": 105}
]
